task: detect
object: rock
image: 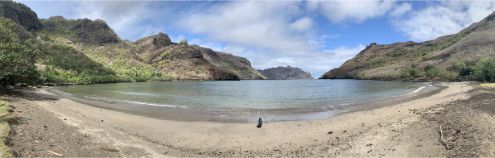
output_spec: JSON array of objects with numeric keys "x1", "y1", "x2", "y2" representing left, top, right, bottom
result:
[
  {"x1": 178, "y1": 39, "x2": 188, "y2": 46},
  {"x1": 41, "y1": 16, "x2": 120, "y2": 44},
  {"x1": 0, "y1": 1, "x2": 43, "y2": 31},
  {"x1": 152, "y1": 33, "x2": 172, "y2": 47},
  {"x1": 135, "y1": 34, "x2": 264, "y2": 80},
  {"x1": 328, "y1": 131, "x2": 333, "y2": 134}
]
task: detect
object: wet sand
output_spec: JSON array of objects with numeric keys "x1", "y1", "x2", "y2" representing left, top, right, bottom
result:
[{"x1": 7, "y1": 82, "x2": 494, "y2": 157}]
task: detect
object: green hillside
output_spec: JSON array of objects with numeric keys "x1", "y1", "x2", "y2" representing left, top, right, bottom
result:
[
  {"x1": 0, "y1": 1, "x2": 265, "y2": 86},
  {"x1": 321, "y1": 12, "x2": 495, "y2": 82}
]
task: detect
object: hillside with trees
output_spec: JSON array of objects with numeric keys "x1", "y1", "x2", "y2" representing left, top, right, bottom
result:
[{"x1": 0, "y1": 1, "x2": 265, "y2": 86}]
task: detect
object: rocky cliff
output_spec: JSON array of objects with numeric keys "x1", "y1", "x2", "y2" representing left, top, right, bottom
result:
[
  {"x1": 41, "y1": 16, "x2": 120, "y2": 44},
  {"x1": 321, "y1": 11, "x2": 495, "y2": 81},
  {"x1": 135, "y1": 33, "x2": 265, "y2": 80},
  {"x1": 0, "y1": 1, "x2": 42, "y2": 31},
  {"x1": 259, "y1": 66, "x2": 313, "y2": 80}
]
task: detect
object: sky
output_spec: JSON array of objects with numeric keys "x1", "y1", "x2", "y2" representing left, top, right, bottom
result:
[{"x1": 19, "y1": 0, "x2": 495, "y2": 77}]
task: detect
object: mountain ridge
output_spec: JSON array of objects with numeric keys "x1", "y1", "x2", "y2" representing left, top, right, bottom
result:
[
  {"x1": 0, "y1": 1, "x2": 265, "y2": 85},
  {"x1": 259, "y1": 66, "x2": 313, "y2": 80},
  {"x1": 320, "y1": 11, "x2": 495, "y2": 82}
]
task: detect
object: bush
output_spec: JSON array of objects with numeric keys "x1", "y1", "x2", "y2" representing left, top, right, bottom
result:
[
  {"x1": 423, "y1": 65, "x2": 456, "y2": 81},
  {"x1": 0, "y1": 18, "x2": 39, "y2": 87},
  {"x1": 474, "y1": 57, "x2": 495, "y2": 82},
  {"x1": 400, "y1": 64, "x2": 420, "y2": 80},
  {"x1": 449, "y1": 61, "x2": 475, "y2": 81}
]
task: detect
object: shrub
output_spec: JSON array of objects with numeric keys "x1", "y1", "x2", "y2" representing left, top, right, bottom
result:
[
  {"x1": 400, "y1": 64, "x2": 420, "y2": 80},
  {"x1": 0, "y1": 18, "x2": 39, "y2": 87},
  {"x1": 474, "y1": 57, "x2": 495, "y2": 82},
  {"x1": 423, "y1": 65, "x2": 456, "y2": 81}
]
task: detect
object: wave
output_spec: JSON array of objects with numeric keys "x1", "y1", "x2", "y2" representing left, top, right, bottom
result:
[
  {"x1": 81, "y1": 95, "x2": 187, "y2": 109},
  {"x1": 407, "y1": 83, "x2": 433, "y2": 95},
  {"x1": 113, "y1": 91, "x2": 162, "y2": 96},
  {"x1": 123, "y1": 101, "x2": 188, "y2": 108}
]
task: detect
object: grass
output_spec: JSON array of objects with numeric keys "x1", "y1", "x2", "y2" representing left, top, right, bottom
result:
[
  {"x1": 481, "y1": 83, "x2": 495, "y2": 88},
  {"x1": 0, "y1": 99, "x2": 12, "y2": 157}
]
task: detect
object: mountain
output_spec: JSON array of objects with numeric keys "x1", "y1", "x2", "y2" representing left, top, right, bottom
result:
[
  {"x1": 321, "y1": 11, "x2": 495, "y2": 82},
  {"x1": 41, "y1": 16, "x2": 120, "y2": 44},
  {"x1": 0, "y1": 1, "x2": 265, "y2": 85},
  {"x1": 259, "y1": 66, "x2": 313, "y2": 80},
  {"x1": 135, "y1": 33, "x2": 265, "y2": 80},
  {"x1": 0, "y1": 1, "x2": 42, "y2": 31}
]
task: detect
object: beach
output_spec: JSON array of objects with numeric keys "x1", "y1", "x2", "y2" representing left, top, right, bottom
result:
[{"x1": 6, "y1": 82, "x2": 495, "y2": 157}]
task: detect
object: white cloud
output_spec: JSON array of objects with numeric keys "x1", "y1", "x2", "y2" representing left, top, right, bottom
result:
[
  {"x1": 225, "y1": 44, "x2": 366, "y2": 77},
  {"x1": 178, "y1": 1, "x2": 385, "y2": 76},
  {"x1": 395, "y1": 1, "x2": 495, "y2": 41},
  {"x1": 179, "y1": 1, "x2": 316, "y2": 54},
  {"x1": 290, "y1": 17, "x2": 313, "y2": 31},
  {"x1": 309, "y1": 0, "x2": 396, "y2": 23},
  {"x1": 66, "y1": 1, "x2": 173, "y2": 40},
  {"x1": 21, "y1": 1, "x2": 411, "y2": 77},
  {"x1": 390, "y1": 3, "x2": 412, "y2": 17}
]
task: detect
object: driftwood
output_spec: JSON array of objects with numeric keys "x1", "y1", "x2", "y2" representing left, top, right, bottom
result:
[
  {"x1": 439, "y1": 126, "x2": 450, "y2": 150},
  {"x1": 49, "y1": 144, "x2": 66, "y2": 152},
  {"x1": 48, "y1": 150, "x2": 63, "y2": 157}
]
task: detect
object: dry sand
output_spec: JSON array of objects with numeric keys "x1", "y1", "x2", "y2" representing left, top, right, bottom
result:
[{"x1": 7, "y1": 82, "x2": 494, "y2": 157}]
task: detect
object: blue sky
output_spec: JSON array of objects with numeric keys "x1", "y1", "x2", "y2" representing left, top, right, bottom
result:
[{"x1": 19, "y1": 0, "x2": 495, "y2": 77}]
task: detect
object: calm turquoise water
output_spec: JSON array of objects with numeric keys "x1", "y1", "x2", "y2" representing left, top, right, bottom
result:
[{"x1": 56, "y1": 80, "x2": 426, "y2": 110}]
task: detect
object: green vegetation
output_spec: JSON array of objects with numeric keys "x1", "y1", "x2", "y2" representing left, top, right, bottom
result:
[
  {"x1": 424, "y1": 65, "x2": 454, "y2": 80},
  {"x1": 0, "y1": 17, "x2": 174, "y2": 86},
  {"x1": 0, "y1": 18, "x2": 39, "y2": 87},
  {"x1": 41, "y1": 16, "x2": 120, "y2": 44},
  {"x1": 448, "y1": 58, "x2": 495, "y2": 82},
  {"x1": 399, "y1": 64, "x2": 420, "y2": 80},
  {"x1": 0, "y1": 99, "x2": 13, "y2": 157},
  {"x1": 385, "y1": 48, "x2": 407, "y2": 57},
  {"x1": 474, "y1": 57, "x2": 495, "y2": 82}
]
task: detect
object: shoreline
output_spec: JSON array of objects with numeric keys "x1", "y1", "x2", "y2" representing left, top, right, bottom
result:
[
  {"x1": 6, "y1": 82, "x2": 479, "y2": 157},
  {"x1": 45, "y1": 82, "x2": 439, "y2": 123}
]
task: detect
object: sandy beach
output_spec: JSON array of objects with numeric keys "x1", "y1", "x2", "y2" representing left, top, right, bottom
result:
[{"x1": 6, "y1": 82, "x2": 495, "y2": 157}]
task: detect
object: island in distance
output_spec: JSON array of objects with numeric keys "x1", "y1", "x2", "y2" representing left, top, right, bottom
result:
[{"x1": 258, "y1": 66, "x2": 313, "y2": 80}]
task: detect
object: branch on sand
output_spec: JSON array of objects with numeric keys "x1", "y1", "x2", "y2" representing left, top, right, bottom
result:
[{"x1": 439, "y1": 126, "x2": 450, "y2": 150}]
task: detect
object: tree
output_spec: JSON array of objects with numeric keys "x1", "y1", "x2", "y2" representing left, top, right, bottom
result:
[
  {"x1": 474, "y1": 57, "x2": 495, "y2": 82},
  {"x1": 0, "y1": 18, "x2": 38, "y2": 87}
]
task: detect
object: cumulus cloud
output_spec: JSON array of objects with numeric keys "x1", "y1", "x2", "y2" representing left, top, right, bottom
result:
[
  {"x1": 390, "y1": 3, "x2": 412, "y2": 17},
  {"x1": 394, "y1": 1, "x2": 495, "y2": 41},
  {"x1": 290, "y1": 17, "x2": 313, "y2": 31},
  {"x1": 179, "y1": 1, "x2": 315, "y2": 54},
  {"x1": 178, "y1": 1, "x2": 392, "y2": 76},
  {"x1": 255, "y1": 44, "x2": 366, "y2": 77},
  {"x1": 72, "y1": 1, "x2": 163, "y2": 40},
  {"x1": 309, "y1": 0, "x2": 396, "y2": 23},
  {"x1": 21, "y1": 0, "x2": 421, "y2": 76}
]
